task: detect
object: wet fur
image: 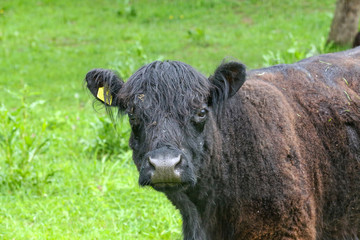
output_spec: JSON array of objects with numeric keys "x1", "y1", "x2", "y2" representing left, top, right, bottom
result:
[
  {"x1": 86, "y1": 49, "x2": 360, "y2": 240},
  {"x1": 207, "y1": 49, "x2": 360, "y2": 239}
]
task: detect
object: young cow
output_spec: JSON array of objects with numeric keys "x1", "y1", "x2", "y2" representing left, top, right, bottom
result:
[{"x1": 85, "y1": 48, "x2": 360, "y2": 240}]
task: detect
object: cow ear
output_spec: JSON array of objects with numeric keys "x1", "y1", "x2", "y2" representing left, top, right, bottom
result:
[
  {"x1": 208, "y1": 61, "x2": 246, "y2": 106},
  {"x1": 85, "y1": 68, "x2": 124, "y2": 108}
]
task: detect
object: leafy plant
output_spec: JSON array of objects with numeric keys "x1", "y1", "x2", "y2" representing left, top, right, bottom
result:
[
  {"x1": 111, "y1": 41, "x2": 149, "y2": 80},
  {"x1": 117, "y1": 0, "x2": 137, "y2": 18},
  {"x1": 86, "y1": 114, "x2": 131, "y2": 160},
  {"x1": 187, "y1": 27, "x2": 210, "y2": 46},
  {"x1": 0, "y1": 86, "x2": 53, "y2": 190},
  {"x1": 110, "y1": 41, "x2": 165, "y2": 80},
  {"x1": 263, "y1": 34, "x2": 334, "y2": 66}
]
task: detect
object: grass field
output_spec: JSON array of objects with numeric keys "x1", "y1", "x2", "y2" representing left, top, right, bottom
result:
[{"x1": 0, "y1": 0, "x2": 346, "y2": 239}]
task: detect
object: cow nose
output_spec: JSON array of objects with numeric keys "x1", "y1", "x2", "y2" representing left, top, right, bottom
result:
[{"x1": 148, "y1": 152, "x2": 182, "y2": 184}]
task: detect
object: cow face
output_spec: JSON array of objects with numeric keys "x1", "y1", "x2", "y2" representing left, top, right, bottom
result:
[{"x1": 85, "y1": 61, "x2": 246, "y2": 192}]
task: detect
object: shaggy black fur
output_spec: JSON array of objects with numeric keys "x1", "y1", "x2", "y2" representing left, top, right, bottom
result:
[{"x1": 85, "y1": 50, "x2": 360, "y2": 240}]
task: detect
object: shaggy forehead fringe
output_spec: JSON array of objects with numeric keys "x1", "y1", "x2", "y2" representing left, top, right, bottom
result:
[{"x1": 119, "y1": 61, "x2": 211, "y2": 119}]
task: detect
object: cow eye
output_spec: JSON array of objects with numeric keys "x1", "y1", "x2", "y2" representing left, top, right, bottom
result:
[
  {"x1": 128, "y1": 112, "x2": 135, "y2": 120},
  {"x1": 193, "y1": 108, "x2": 207, "y2": 132},
  {"x1": 128, "y1": 112, "x2": 139, "y2": 125},
  {"x1": 193, "y1": 108, "x2": 208, "y2": 126},
  {"x1": 197, "y1": 109, "x2": 207, "y2": 119}
]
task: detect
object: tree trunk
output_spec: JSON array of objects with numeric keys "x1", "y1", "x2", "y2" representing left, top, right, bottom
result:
[{"x1": 327, "y1": 0, "x2": 360, "y2": 45}]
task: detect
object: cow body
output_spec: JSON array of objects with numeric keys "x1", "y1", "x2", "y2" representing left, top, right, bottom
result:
[{"x1": 86, "y1": 48, "x2": 360, "y2": 240}]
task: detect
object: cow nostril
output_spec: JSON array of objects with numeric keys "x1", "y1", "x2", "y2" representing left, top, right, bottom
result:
[
  {"x1": 148, "y1": 156, "x2": 156, "y2": 170},
  {"x1": 174, "y1": 155, "x2": 183, "y2": 170}
]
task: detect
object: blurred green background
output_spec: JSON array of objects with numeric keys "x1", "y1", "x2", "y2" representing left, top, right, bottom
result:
[{"x1": 0, "y1": 0, "x2": 345, "y2": 239}]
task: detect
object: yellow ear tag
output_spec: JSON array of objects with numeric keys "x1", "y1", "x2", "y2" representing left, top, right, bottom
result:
[{"x1": 97, "y1": 87, "x2": 113, "y2": 105}]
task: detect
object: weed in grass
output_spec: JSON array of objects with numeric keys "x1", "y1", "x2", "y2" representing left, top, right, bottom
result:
[
  {"x1": 262, "y1": 34, "x2": 343, "y2": 66},
  {"x1": 117, "y1": 0, "x2": 137, "y2": 18},
  {"x1": 187, "y1": 27, "x2": 210, "y2": 47},
  {"x1": 86, "y1": 115, "x2": 131, "y2": 159},
  {"x1": 110, "y1": 41, "x2": 165, "y2": 80},
  {"x1": 111, "y1": 41, "x2": 149, "y2": 79},
  {"x1": 0, "y1": 86, "x2": 53, "y2": 191}
]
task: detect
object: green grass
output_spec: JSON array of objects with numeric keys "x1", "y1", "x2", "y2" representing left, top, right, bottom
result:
[{"x1": 0, "y1": 0, "x2": 344, "y2": 239}]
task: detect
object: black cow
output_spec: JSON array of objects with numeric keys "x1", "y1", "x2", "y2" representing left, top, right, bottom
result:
[{"x1": 86, "y1": 48, "x2": 360, "y2": 240}]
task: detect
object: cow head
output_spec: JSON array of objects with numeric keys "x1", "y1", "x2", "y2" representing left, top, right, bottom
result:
[{"x1": 85, "y1": 61, "x2": 246, "y2": 192}]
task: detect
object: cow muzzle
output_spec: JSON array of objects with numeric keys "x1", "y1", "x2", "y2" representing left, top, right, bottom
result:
[
  {"x1": 149, "y1": 154, "x2": 181, "y2": 184},
  {"x1": 141, "y1": 147, "x2": 184, "y2": 187}
]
